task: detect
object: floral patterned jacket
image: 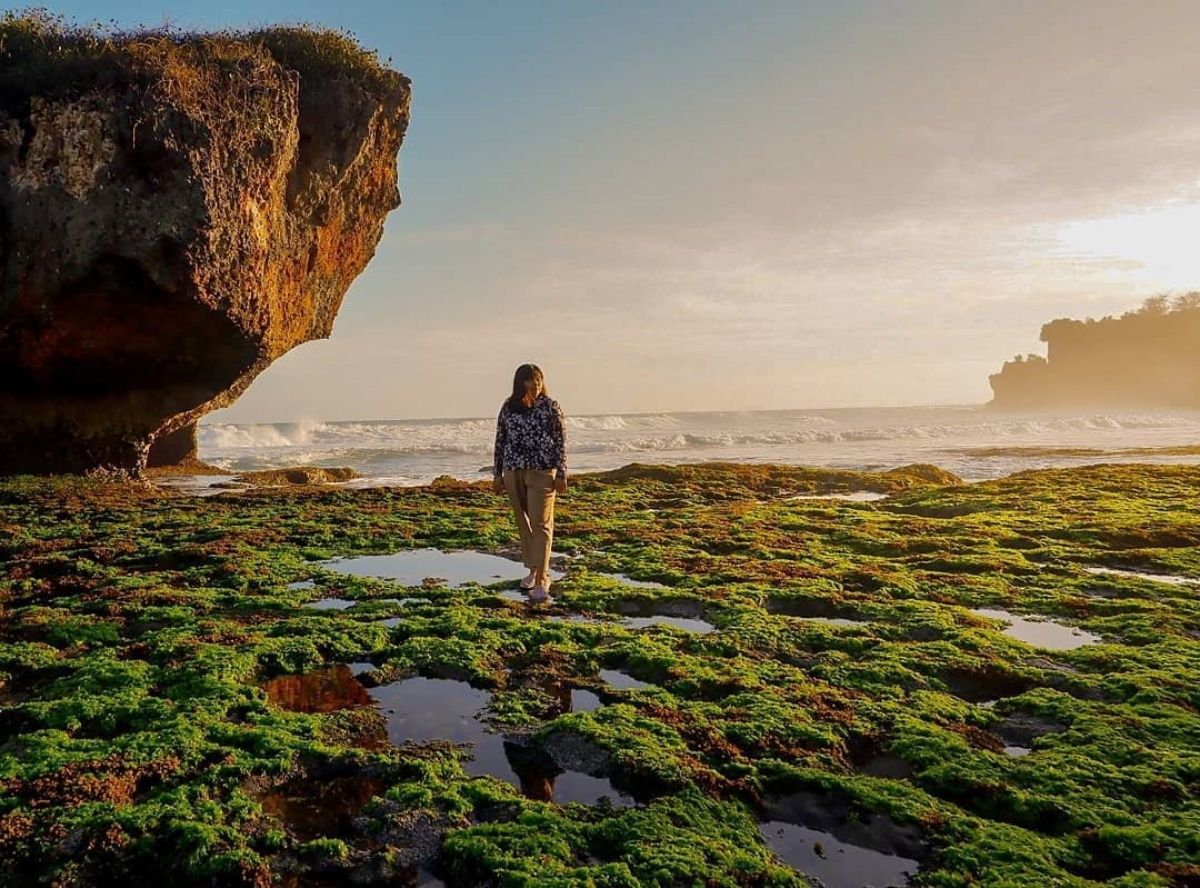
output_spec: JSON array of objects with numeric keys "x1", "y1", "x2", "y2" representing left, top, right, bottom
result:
[{"x1": 493, "y1": 395, "x2": 568, "y2": 479}]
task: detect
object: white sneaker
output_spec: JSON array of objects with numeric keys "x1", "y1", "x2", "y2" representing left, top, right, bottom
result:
[
  {"x1": 529, "y1": 585, "x2": 549, "y2": 602},
  {"x1": 520, "y1": 570, "x2": 537, "y2": 589}
]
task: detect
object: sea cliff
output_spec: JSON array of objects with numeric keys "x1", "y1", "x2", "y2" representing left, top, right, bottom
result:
[
  {"x1": 0, "y1": 14, "x2": 410, "y2": 474},
  {"x1": 989, "y1": 295, "x2": 1200, "y2": 410}
]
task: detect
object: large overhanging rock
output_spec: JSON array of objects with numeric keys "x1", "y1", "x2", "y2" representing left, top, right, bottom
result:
[{"x1": 0, "y1": 20, "x2": 410, "y2": 474}]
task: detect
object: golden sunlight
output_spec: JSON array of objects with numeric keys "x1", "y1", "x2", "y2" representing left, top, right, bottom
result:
[{"x1": 1054, "y1": 201, "x2": 1200, "y2": 288}]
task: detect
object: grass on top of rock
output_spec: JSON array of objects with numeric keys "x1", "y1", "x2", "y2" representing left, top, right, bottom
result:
[
  {"x1": 1, "y1": 461, "x2": 1199, "y2": 885},
  {"x1": 0, "y1": 8, "x2": 406, "y2": 117}
]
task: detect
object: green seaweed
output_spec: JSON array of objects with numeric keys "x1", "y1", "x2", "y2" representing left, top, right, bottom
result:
[{"x1": 0, "y1": 461, "x2": 1198, "y2": 885}]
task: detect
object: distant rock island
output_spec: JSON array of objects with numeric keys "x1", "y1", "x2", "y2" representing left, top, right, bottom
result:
[
  {"x1": 988, "y1": 295, "x2": 1200, "y2": 410},
  {"x1": 0, "y1": 14, "x2": 410, "y2": 474}
]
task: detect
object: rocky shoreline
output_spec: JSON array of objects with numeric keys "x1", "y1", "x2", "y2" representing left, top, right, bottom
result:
[{"x1": 1, "y1": 461, "x2": 1198, "y2": 885}]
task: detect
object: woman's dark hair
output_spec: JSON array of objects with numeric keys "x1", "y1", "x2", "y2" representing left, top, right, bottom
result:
[{"x1": 505, "y1": 364, "x2": 547, "y2": 413}]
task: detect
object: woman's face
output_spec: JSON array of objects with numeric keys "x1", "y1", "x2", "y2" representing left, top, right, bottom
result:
[{"x1": 524, "y1": 376, "x2": 543, "y2": 399}]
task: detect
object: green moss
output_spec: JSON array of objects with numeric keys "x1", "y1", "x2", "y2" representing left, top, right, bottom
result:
[
  {"x1": 1, "y1": 462, "x2": 1198, "y2": 883},
  {"x1": 0, "y1": 8, "x2": 405, "y2": 118}
]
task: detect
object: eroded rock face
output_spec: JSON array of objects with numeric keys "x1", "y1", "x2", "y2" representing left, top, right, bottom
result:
[{"x1": 0, "y1": 34, "x2": 410, "y2": 473}]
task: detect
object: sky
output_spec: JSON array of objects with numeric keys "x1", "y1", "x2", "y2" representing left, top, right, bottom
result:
[{"x1": 50, "y1": 0, "x2": 1200, "y2": 420}]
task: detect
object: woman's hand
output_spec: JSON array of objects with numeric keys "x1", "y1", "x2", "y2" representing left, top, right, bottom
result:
[
  {"x1": 493, "y1": 476, "x2": 504, "y2": 495},
  {"x1": 554, "y1": 475, "x2": 567, "y2": 494}
]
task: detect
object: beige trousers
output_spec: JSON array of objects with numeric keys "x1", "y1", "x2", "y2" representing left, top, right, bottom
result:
[{"x1": 502, "y1": 468, "x2": 557, "y2": 575}]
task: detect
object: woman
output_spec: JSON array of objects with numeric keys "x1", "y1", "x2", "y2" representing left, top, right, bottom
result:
[{"x1": 493, "y1": 364, "x2": 568, "y2": 601}]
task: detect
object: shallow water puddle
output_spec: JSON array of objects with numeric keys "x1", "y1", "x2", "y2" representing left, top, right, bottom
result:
[
  {"x1": 305, "y1": 597, "x2": 356, "y2": 611},
  {"x1": 321, "y1": 548, "x2": 563, "y2": 587},
  {"x1": 525, "y1": 768, "x2": 636, "y2": 807},
  {"x1": 259, "y1": 774, "x2": 384, "y2": 841},
  {"x1": 287, "y1": 579, "x2": 315, "y2": 590},
  {"x1": 369, "y1": 677, "x2": 507, "y2": 777},
  {"x1": 264, "y1": 669, "x2": 623, "y2": 805},
  {"x1": 262, "y1": 665, "x2": 373, "y2": 713},
  {"x1": 787, "y1": 491, "x2": 888, "y2": 502},
  {"x1": 545, "y1": 612, "x2": 605, "y2": 625},
  {"x1": 760, "y1": 820, "x2": 918, "y2": 888},
  {"x1": 613, "y1": 597, "x2": 713, "y2": 632},
  {"x1": 571, "y1": 689, "x2": 603, "y2": 712},
  {"x1": 993, "y1": 711, "x2": 1068, "y2": 751},
  {"x1": 599, "y1": 668, "x2": 653, "y2": 690},
  {"x1": 622, "y1": 614, "x2": 715, "y2": 633},
  {"x1": 1083, "y1": 566, "x2": 1200, "y2": 587},
  {"x1": 598, "y1": 572, "x2": 668, "y2": 588},
  {"x1": 759, "y1": 791, "x2": 924, "y2": 888},
  {"x1": 368, "y1": 677, "x2": 631, "y2": 806},
  {"x1": 968, "y1": 608, "x2": 1099, "y2": 650}
]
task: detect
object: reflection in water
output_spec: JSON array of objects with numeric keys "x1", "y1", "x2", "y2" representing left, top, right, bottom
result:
[
  {"x1": 599, "y1": 573, "x2": 667, "y2": 588},
  {"x1": 1083, "y1": 566, "x2": 1200, "y2": 587},
  {"x1": 321, "y1": 548, "x2": 564, "y2": 587},
  {"x1": 552, "y1": 770, "x2": 636, "y2": 807},
  {"x1": 370, "y1": 676, "x2": 520, "y2": 787},
  {"x1": 263, "y1": 668, "x2": 631, "y2": 808},
  {"x1": 787, "y1": 491, "x2": 888, "y2": 502},
  {"x1": 259, "y1": 774, "x2": 384, "y2": 841},
  {"x1": 969, "y1": 608, "x2": 1100, "y2": 650},
  {"x1": 305, "y1": 597, "x2": 356, "y2": 611},
  {"x1": 571, "y1": 689, "x2": 603, "y2": 712},
  {"x1": 623, "y1": 615, "x2": 715, "y2": 633},
  {"x1": 599, "y1": 668, "x2": 653, "y2": 690},
  {"x1": 262, "y1": 665, "x2": 374, "y2": 713},
  {"x1": 505, "y1": 739, "x2": 635, "y2": 807},
  {"x1": 760, "y1": 819, "x2": 918, "y2": 888},
  {"x1": 546, "y1": 612, "x2": 604, "y2": 624},
  {"x1": 369, "y1": 676, "x2": 632, "y2": 805}
]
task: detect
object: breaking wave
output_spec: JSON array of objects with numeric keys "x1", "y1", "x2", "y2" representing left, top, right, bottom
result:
[{"x1": 198, "y1": 407, "x2": 1200, "y2": 482}]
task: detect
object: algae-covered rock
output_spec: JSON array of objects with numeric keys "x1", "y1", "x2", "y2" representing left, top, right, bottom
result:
[
  {"x1": 233, "y1": 466, "x2": 360, "y2": 486},
  {"x1": 883, "y1": 463, "x2": 963, "y2": 487},
  {"x1": 0, "y1": 14, "x2": 410, "y2": 474}
]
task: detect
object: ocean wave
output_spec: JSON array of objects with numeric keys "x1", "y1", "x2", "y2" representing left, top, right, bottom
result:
[
  {"x1": 193, "y1": 406, "x2": 1200, "y2": 484},
  {"x1": 200, "y1": 412, "x2": 1200, "y2": 456},
  {"x1": 200, "y1": 421, "x2": 324, "y2": 449}
]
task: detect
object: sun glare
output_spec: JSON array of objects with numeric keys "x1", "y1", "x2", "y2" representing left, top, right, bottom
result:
[{"x1": 1054, "y1": 202, "x2": 1200, "y2": 289}]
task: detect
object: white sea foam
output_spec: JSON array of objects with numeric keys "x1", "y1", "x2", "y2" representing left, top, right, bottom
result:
[{"x1": 197, "y1": 407, "x2": 1200, "y2": 485}]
